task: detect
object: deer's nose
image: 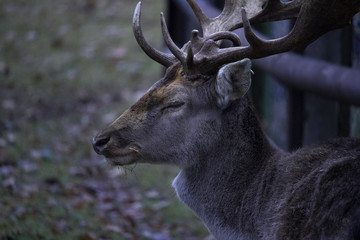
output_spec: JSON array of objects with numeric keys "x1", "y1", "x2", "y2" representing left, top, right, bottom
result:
[{"x1": 92, "y1": 135, "x2": 111, "y2": 154}]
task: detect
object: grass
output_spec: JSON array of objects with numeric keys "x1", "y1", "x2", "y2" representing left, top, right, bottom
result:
[{"x1": 0, "y1": 0, "x2": 211, "y2": 239}]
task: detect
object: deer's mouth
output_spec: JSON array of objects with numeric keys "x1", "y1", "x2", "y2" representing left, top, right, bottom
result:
[
  {"x1": 92, "y1": 132, "x2": 142, "y2": 166},
  {"x1": 103, "y1": 145, "x2": 141, "y2": 166},
  {"x1": 105, "y1": 155, "x2": 136, "y2": 166}
]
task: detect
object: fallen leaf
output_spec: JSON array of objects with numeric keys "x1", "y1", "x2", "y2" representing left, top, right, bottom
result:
[
  {"x1": 2, "y1": 176, "x2": 15, "y2": 188},
  {"x1": 77, "y1": 233, "x2": 95, "y2": 240},
  {"x1": 152, "y1": 201, "x2": 170, "y2": 211},
  {"x1": 105, "y1": 224, "x2": 122, "y2": 233},
  {"x1": 145, "y1": 189, "x2": 159, "y2": 199},
  {"x1": 106, "y1": 45, "x2": 127, "y2": 61},
  {"x1": 20, "y1": 160, "x2": 38, "y2": 173}
]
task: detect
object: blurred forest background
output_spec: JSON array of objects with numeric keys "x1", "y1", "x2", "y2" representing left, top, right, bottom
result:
[{"x1": 0, "y1": 0, "x2": 212, "y2": 239}]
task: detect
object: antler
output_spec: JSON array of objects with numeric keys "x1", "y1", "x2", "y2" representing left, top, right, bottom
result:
[
  {"x1": 133, "y1": 0, "x2": 360, "y2": 74},
  {"x1": 193, "y1": 0, "x2": 360, "y2": 73},
  {"x1": 133, "y1": 2, "x2": 176, "y2": 67}
]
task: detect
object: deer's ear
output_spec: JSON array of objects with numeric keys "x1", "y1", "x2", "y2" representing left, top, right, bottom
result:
[{"x1": 215, "y1": 58, "x2": 252, "y2": 109}]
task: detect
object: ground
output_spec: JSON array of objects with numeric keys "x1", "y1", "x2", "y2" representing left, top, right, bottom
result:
[{"x1": 0, "y1": 0, "x2": 212, "y2": 239}]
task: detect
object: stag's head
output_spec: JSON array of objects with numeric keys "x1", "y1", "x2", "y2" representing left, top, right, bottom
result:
[{"x1": 93, "y1": 0, "x2": 359, "y2": 167}]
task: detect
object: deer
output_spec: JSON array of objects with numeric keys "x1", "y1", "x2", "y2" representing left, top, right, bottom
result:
[{"x1": 93, "y1": 0, "x2": 360, "y2": 239}]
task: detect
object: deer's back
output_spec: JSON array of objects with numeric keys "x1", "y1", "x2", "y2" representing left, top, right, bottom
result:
[{"x1": 273, "y1": 138, "x2": 360, "y2": 239}]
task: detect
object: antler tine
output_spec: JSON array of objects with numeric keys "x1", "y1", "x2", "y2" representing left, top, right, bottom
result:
[
  {"x1": 206, "y1": 32, "x2": 241, "y2": 46},
  {"x1": 133, "y1": 2, "x2": 176, "y2": 67},
  {"x1": 241, "y1": 7, "x2": 296, "y2": 56},
  {"x1": 186, "y1": 41, "x2": 195, "y2": 73},
  {"x1": 160, "y1": 12, "x2": 187, "y2": 66},
  {"x1": 186, "y1": 0, "x2": 211, "y2": 31}
]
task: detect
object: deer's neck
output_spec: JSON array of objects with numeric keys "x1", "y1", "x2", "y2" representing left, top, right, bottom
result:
[{"x1": 173, "y1": 97, "x2": 281, "y2": 239}]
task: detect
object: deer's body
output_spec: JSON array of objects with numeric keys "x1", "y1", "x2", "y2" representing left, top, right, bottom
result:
[
  {"x1": 172, "y1": 94, "x2": 360, "y2": 239},
  {"x1": 93, "y1": 1, "x2": 360, "y2": 239}
]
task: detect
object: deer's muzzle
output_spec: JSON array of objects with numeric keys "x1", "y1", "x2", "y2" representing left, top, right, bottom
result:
[{"x1": 92, "y1": 134, "x2": 111, "y2": 155}]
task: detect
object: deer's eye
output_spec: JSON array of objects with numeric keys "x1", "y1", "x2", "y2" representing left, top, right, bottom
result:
[{"x1": 161, "y1": 102, "x2": 185, "y2": 113}]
